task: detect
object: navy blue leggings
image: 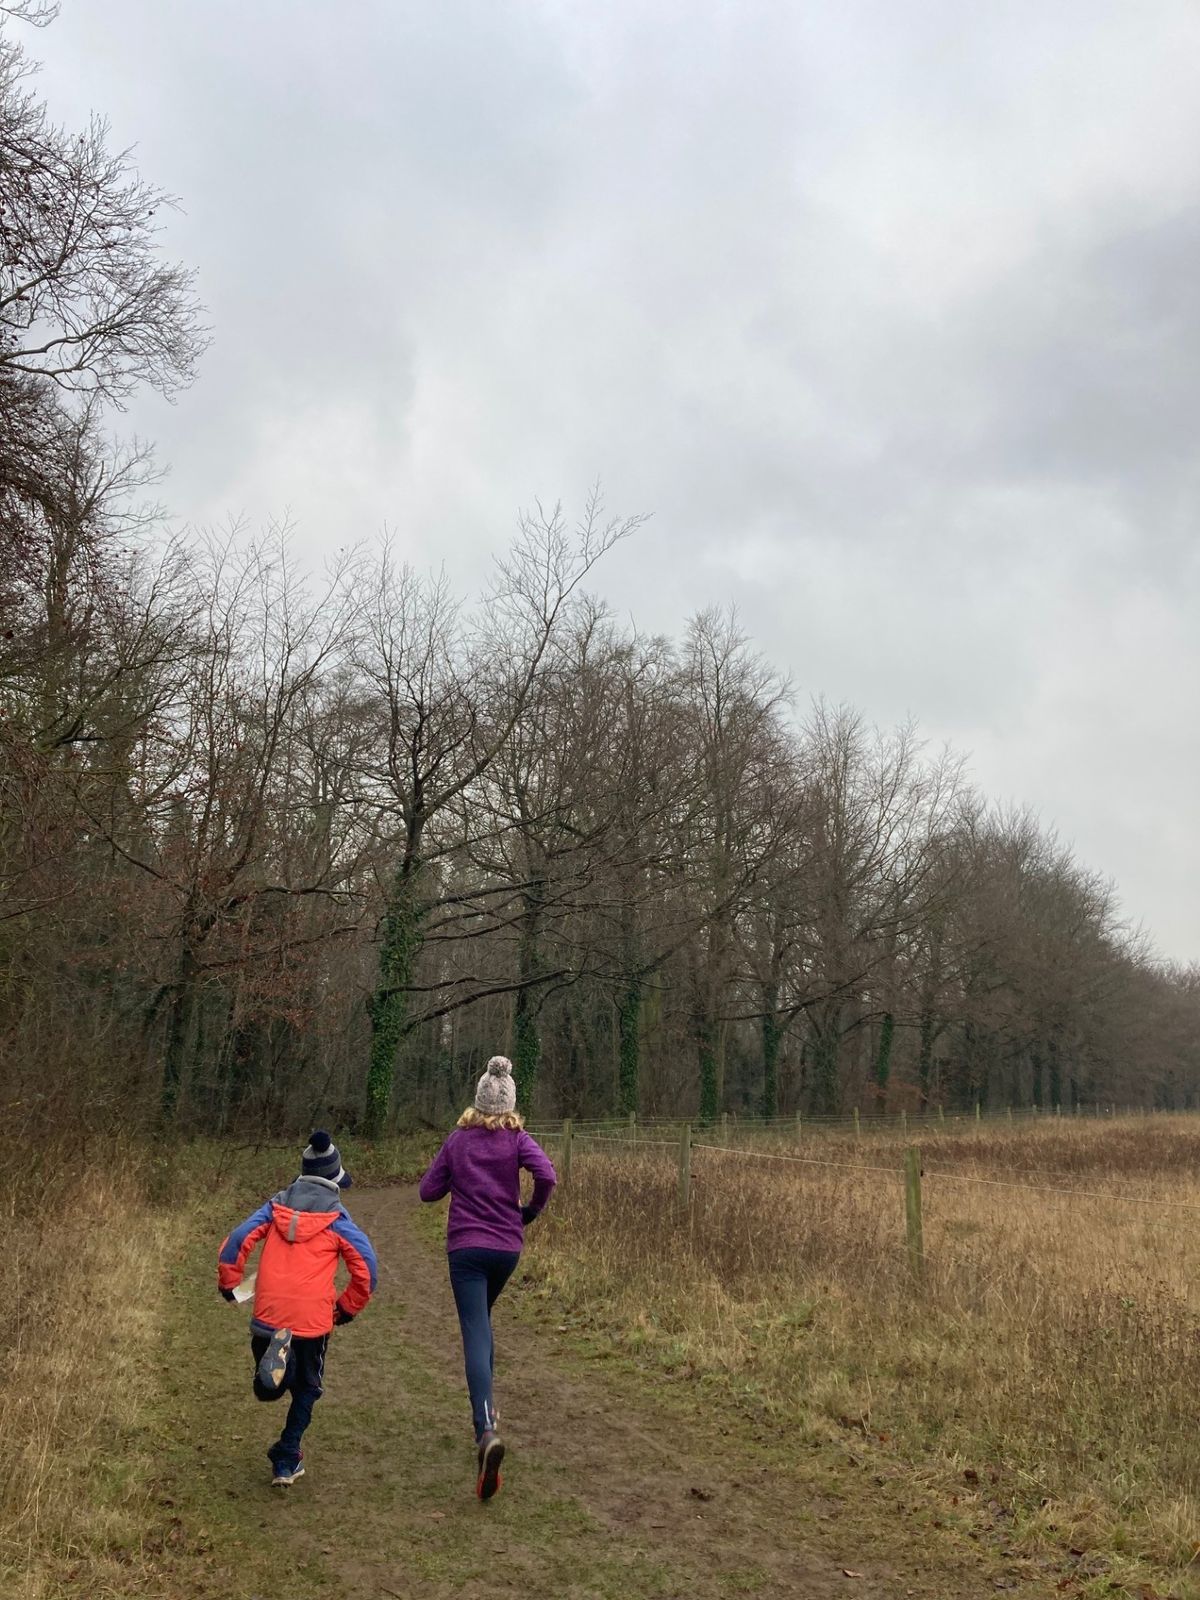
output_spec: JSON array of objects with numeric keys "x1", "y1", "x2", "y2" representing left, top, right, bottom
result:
[
  {"x1": 447, "y1": 1248, "x2": 520, "y2": 1441},
  {"x1": 250, "y1": 1331, "x2": 328, "y2": 1461}
]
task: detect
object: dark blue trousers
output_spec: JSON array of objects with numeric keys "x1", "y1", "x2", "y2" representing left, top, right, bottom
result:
[
  {"x1": 447, "y1": 1247, "x2": 520, "y2": 1441},
  {"x1": 250, "y1": 1331, "x2": 328, "y2": 1461}
]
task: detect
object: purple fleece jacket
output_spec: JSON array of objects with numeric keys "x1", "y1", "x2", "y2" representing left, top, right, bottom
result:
[{"x1": 418, "y1": 1126, "x2": 558, "y2": 1254}]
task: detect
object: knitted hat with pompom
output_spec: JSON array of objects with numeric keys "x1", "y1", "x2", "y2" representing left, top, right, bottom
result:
[
  {"x1": 474, "y1": 1055, "x2": 517, "y2": 1116},
  {"x1": 301, "y1": 1129, "x2": 352, "y2": 1187}
]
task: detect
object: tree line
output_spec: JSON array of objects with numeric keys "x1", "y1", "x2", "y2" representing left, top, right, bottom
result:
[{"x1": 3, "y1": 3, "x2": 1197, "y2": 1137}]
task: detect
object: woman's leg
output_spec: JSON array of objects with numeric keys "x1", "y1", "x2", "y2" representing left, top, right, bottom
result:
[
  {"x1": 483, "y1": 1253, "x2": 519, "y2": 1406},
  {"x1": 484, "y1": 1252, "x2": 518, "y2": 1314},
  {"x1": 448, "y1": 1250, "x2": 495, "y2": 1442}
]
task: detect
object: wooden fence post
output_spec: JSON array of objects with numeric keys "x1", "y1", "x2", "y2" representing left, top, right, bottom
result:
[
  {"x1": 904, "y1": 1146, "x2": 924, "y2": 1286},
  {"x1": 561, "y1": 1118, "x2": 572, "y2": 1184},
  {"x1": 678, "y1": 1123, "x2": 692, "y2": 1207},
  {"x1": 974, "y1": 1101, "x2": 981, "y2": 1125},
  {"x1": 937, "y1": 1104, "x2": 945, "y2": 1127},
  {"x1": 720, "y1": 1111, "x2": 729, "y2": 1146},
  {"x1": 628, "y1": 1110, "x2": 636, "y2": 1136},
  {"x1": 900, "y1": 1108, "x2": 907, "y2": 1136},
  {"x1": 853, "y1": 1106, "x2": 860, "y2": 1140}
]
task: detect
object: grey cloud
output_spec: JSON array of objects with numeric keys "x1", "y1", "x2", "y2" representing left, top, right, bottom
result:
[{"x1": 26, "y1": 0, "x2": 1200, "y2": 958}]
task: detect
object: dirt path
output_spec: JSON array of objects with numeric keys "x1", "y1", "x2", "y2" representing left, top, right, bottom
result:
[
  {"x1": 347, "y1": 1186, "x2": 890, "y2": 1599},
  {"x1": 145, "y1": 1185, "x2": 1067, "y2": 1600}
]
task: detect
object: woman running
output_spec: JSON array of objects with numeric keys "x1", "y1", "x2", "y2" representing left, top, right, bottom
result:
[{"x1": 418, "y1": 1054, "x2": 557, "y2": 1500}]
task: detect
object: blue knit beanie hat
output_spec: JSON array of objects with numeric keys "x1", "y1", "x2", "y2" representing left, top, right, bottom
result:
[{"x1": 301, "y1": 1129, "x2": 352, "y2": 1187}]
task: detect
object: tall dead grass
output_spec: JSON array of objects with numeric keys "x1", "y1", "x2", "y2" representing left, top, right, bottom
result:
[
  {"x1": 0, "y1": 1137, "x2": 184, "y2": 1598},
  {"x1": 526, "y1": 1117, "x2": 1200, "y2": 1580}
]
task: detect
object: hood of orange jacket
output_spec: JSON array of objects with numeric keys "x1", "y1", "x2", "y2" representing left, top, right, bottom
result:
[{"x1": 268, "y1": 1175, "x2": 344, "y2": 1244}]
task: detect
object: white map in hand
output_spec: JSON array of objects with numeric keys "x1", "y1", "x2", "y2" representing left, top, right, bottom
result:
[{"x1": 232, "y1": 1274, "x2": 256, "y2": 1304}]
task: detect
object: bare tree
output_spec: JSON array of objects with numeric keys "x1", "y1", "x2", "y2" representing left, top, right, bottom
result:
[
  {"x1": 0, "y1": 11, "x2": 207, "y2": 403},
  {"x1": 355, "y1": 493, "x2": 642, "y2": 1131}
]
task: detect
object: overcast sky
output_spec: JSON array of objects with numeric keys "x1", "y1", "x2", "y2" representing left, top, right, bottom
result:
[{"x1": 30, "y1": 1, "x2": 1200, "y2": 961}]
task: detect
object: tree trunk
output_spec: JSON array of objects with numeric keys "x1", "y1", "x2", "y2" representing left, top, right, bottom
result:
[
  {"x1": 697, "y1": 1009, "x2": 719, "y2": 1125},
  {"x1": 810, "y1": 1006, "x2": 841, "y2": 1114},
  {"x1": 873, "y1": 1011, "x2": 894, "y2": 1108},
  {"x1": 512, "y1": 890, "x2": 544, "y2": 1110},
  {"x1": 1047, "y1": 1037, "x2": 1062, "y2": 1110},
  {"x1": 365, "y1": 858, "x2": 425, "y2": 1136},
  {"x1": 617, "y1": 974, "x2": 641, "y2": 1117},
  {"x1": 160, "y1": 941, "x2": 197, "y2": 1126},
  {"x1": 761, "y1": 982, "x2": 781, "y2": 1118},
  {"x1": 917, "y1": 1004, "x2": 935, "y2": 1107}
]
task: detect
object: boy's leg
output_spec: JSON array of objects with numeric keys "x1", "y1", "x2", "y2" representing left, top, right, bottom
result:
[
  {"x1": 448, "y1": 1251, "x2": 496, "y2": 1441},
  {"x1": 251, "y1": 1334, "x2": 292, "y2": 1404},
  {"x1": 273, "y1": 1335, "x2": 328, "y2": 1464}
]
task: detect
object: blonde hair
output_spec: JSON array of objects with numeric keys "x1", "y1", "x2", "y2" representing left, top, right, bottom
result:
[{"x1": 456, "y1": 1106, "x2": 525, "y2": 1131}]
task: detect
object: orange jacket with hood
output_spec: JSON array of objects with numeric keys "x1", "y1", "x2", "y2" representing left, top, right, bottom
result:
[{"x1": 217, "y1": 1175, "x2": 377, "y2": 1338}]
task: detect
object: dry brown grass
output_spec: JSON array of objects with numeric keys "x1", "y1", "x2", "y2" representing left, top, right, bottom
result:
[
  {"x1": 0, "y1": 1132, "x2": 434, "y2": 1598},
  {"x1": 0, "y1": 1140, "x2": 185, "y2": 1598},
  {"x1": 525, "y1": 1116, "x2": 1200, "y2": 1588}
]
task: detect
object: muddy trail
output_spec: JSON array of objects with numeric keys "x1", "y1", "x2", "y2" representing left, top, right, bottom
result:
[{"x1": 153, "y1": 1185, "x2": 1073, "y2": 1600}]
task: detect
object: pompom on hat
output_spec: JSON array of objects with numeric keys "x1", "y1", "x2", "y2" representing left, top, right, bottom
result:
[
  {"x1": 474, "y1": 1055, "x2": 517, "y2": 1116},
  {"x1": 301, "y1": 1129, "x2": 352, "y2": 1188}
]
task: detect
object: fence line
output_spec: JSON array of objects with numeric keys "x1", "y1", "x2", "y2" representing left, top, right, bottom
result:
[
  {"x1": 690, "y1": 1141, "x2": 905, "y2": 1179},
  {"x1": 534, "y1": 1116, "x2": 1200, "y2": 1236},
  {"x1": 518, "y1": 1109, "x2": 1200, "y2": 1294},
  {"x1": 691, "y1": 1139, "x2": 1200, "y2": 1209},
  {"x1": 525, "y1": 1103, "x2": 1177, "y2": 1142},
  {"x1": 921, "y1": 1165, "x2": 1200, "y2": 1212}
]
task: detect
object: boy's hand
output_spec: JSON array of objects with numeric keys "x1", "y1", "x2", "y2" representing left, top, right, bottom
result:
[
  {"x1": 520, "y1": 1204, "x2": 540, "y2": 1226},
  {"x1": 333, "y1": 1305, "x2": 354, "y2": 1326},
  {"x1": 219, "y1": 1287, "x2": 236, "y2": 1303}
]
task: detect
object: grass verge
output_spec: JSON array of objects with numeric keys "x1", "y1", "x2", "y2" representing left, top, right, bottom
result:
[
  {"x1": 522, "y1": 1116, "x2": 1200, "y2": 1599},
  {"x1": 0, "y1": 1131, "x2": 435, "y2": 1598}
]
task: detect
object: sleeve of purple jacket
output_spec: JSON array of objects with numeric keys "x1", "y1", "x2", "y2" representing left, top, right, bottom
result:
[
  {"x1": 418, "y1": 1139, "x2": 452, "y2": 1202},
  {"x1": 517, "y1": 1130, "x2": 558, "y2": 1217}
]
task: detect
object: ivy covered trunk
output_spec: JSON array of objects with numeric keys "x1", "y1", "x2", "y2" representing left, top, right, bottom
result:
[
  {"x1": 364, "y1": 859, "x2": 425, "y2": 1137},
  {"x1": 696, "y1": 912, "x2": 730, "y2": 1126},
  {"x1": 809, "y1": 1003, "x2": 842, "y2": 1114},
  {"x1": 617, "y1": 974, "x2": 642, "y2": 1117},
  {"x1": 616, "y1": 904, "x2": 642, "y2": 1117},
  {"x1": 918, "y1": 1003, "x2": 935, "y2": 1106},
  {"x1": 873, "y1": 1011, "x2": 894, "y2": 1106},
  {"x1": 697, "y1": 1009, "x2": 720, "y2": 1126},
  {"x1": 512, "y1": 888, "x2": 544, "y2": 1110}
]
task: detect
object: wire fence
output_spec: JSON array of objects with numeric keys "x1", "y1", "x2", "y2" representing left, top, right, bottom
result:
[
  {"x1": 521, "y1": 1107, "x2": 1200, "y2": 1276},
  {"x1": 525, "y1": 1100, "x2": 1167, "y2": 1144}
]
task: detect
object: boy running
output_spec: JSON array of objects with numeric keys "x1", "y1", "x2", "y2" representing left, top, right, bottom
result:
[{"x1": 217, "y1": 1130, "x2": 377, "y2": 1486}]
